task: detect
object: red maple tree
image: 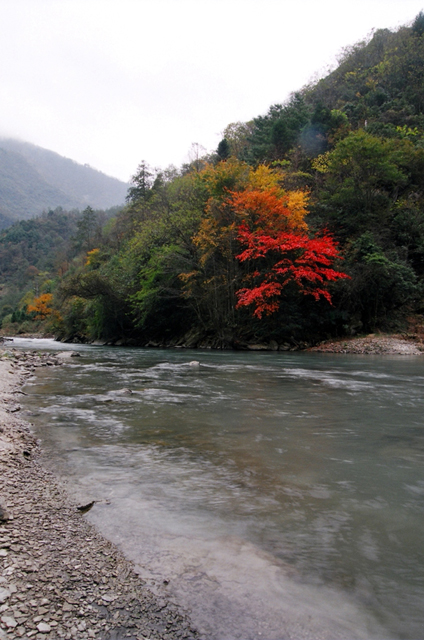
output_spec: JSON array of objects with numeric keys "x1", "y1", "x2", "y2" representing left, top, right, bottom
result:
[{"x1": 230, "y1": 189, "x2": 349, "y2": 318}]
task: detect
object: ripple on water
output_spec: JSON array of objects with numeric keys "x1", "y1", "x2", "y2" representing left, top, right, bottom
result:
[{"x1": 17, "y1": 340, "x2": 424, "y2": 640}]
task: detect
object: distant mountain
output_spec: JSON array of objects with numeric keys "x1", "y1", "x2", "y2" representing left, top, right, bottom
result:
[{"x1": 0, "y1": 138, "x2": 128, "y2": 228}]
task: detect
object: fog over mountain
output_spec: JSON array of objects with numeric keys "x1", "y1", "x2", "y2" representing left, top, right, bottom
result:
[{"x1": 0, "y1": 138, "x2": 128, "y2": 228}]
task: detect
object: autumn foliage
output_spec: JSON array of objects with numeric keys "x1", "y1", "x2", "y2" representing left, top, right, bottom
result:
[
  {"x1": 177, "y1": 161, "x2": 349, "y2": 321},
  {"x1": 27, "y1": 293, "x2": 54, "y2": 320},
  {"x1": 229, "y1": 186, "x2": 349, "y2": 319},
  {"x1": 229, "y1": 187, "x2": 308, "y2": 233}
]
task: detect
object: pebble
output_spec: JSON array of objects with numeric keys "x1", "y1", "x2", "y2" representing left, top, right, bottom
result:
[{"x1": 0, "y1": 615, "x2": 17, "y2": 628}]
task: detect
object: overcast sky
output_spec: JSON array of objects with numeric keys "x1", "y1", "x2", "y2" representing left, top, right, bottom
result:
[{"x1": 1, "y1": 0, "x2": 423, "y2": 182}]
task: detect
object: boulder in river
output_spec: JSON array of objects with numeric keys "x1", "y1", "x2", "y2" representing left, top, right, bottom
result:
[{"x1": 56, "y1": 350, "x2": 81, "y2": 358}]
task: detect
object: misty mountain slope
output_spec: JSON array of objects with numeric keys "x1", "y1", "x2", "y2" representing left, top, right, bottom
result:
[
  {"x1": 0, "y1": 138, "x2": 129, "y2": 223},
  {"x1": 0, "y1": 146, "x2": 82, "y2": 227}
]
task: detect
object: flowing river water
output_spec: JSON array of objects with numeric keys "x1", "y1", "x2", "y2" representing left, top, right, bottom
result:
[{"x1": 12, "y1": 338, "x2": 424, "y2": 639}]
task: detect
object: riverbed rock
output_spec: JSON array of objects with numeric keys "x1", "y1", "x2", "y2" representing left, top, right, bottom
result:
[
  {"x1": 0, "y1": 588, "x2": 10, "y2": 604},
  {"x1": 0, "y1": 615, "x2": 17, "y2": 629},
  {"x1": 247, "y1": 343, "x2": 270, "y2": 351},
  {"x1": 56, "y1": 351, "x2": 81, "y2": 359},
  {"x1": 77, "y1": 500, "x2": 95, "y2": 513}
]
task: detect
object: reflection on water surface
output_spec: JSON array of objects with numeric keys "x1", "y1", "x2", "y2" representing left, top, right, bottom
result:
[{"x1": 14, "y1": 338, "x2": 424, "y2": 639}]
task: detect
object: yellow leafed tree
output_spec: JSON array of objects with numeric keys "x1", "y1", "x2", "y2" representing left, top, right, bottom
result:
[{"x1": 27, "y1": 293, "x2": 54, "y2": 320}]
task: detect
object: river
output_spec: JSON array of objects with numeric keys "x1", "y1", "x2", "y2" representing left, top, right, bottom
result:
[{"x1": 12, "y1": 338, "x2": 424, "y2": 639}]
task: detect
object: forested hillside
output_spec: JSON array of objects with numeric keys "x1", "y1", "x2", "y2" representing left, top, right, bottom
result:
[
  {"x1": 1, "y1": 13, "x2": 424, "y2": 347},
  {"x1": 0, "y1": 205, "x2": 118, "y2": 331},
  {"x1": 0, "y1": 138, "x2": 128, "y2": 226},
  {"x1": 0, "y1": 147, "x2": 82, "y2": 228}
]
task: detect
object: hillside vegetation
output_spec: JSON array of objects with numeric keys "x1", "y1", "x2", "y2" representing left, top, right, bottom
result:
[
  {"x1": 0, "y1": 138, "x2": 128, "y2": 226},
  {"x1": 2, "y1": 13, "x2": 424, "y2": 347},
  {"x1": 0, "y1": 147, "x2": 81, "y2": 228}
]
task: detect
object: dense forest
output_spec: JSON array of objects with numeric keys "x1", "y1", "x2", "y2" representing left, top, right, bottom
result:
[{"x1": 1, "y1": 13, "x2": 424, "y2": 348}]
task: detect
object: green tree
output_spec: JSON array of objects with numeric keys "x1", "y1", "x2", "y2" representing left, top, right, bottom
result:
[
  {"x1": 221, "y1": 122, "x2": 254, "y2": 159},
  {"x1": 248, "y1": 93, "x2": 310, "y2": 163},
  {"x1": 314, "y1": 130, "x2": 412, "y2": 238},
  {"x1": 74, "y1": 206, "x2": 100, "y2": 252},
  {"x1": 217, "y1": 138, "x2": 230, "y2": 161},
  {"x1": 339, "y1": 232, "x2": 419, "y2": 330},
  {"x1": 126, "y1": 161, "x2": 153, "y2": 203},
  {"x1": 412, "y1": 11, "x2": 424, "y2": 37}
]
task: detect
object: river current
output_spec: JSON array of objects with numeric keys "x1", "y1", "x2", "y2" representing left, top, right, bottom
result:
[{"x1": 13, "y1": 338, "x2": 424, "y2": 639}]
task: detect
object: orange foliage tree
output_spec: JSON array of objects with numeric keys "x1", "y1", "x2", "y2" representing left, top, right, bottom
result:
[{"x1": 27, "y1": 293, "x2": 54, "y2": 320}]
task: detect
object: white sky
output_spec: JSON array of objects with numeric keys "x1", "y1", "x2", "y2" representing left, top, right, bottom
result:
[{"x1": 1, "y1": 0, "x2": 423, "y2": 182}]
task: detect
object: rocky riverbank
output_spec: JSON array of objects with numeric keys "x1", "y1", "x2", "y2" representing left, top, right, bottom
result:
[
  {"x1": 308, "y1": 333, "x2": 424, "y2": 355},
  {"x1": 0, "y1": 349, "x2": 199, "y2": 640}
]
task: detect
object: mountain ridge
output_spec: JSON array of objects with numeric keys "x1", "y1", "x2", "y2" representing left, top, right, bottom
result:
[{"x1": 0, "y1": 138, "x2": 129, "y2": 227}]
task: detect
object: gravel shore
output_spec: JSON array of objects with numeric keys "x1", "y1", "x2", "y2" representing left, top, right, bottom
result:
[
  {"x1": 0, "y1": 349, "x2": 200, "y2": 640},
  {"x1": 308, "y1": 333, "x2": 424, "y2": 355}
]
